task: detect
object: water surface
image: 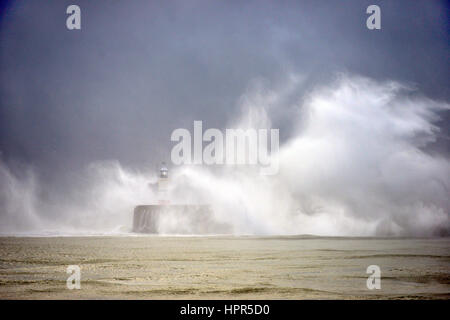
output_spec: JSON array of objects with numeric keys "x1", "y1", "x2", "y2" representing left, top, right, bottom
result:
[{"x1": 0, "y1": 236, "x2": 448, "y2": 299}]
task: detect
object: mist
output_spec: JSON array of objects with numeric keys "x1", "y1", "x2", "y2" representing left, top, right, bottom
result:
[
  {"x1": 0, "y1": 74, "x2": 448, "y2": 236},
  {"x1": 166, "y1": 75, "x2": 450, "y2": 236}
]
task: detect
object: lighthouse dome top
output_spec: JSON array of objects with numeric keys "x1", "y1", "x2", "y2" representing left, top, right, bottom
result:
[{"x1": 159, "y1": 163, "x2": 168, "y2": 178}]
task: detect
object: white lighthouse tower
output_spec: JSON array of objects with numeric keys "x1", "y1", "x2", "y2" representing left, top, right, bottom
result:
[{"x1": 158, "y1": 162, "x2": 169, "y2": 205}]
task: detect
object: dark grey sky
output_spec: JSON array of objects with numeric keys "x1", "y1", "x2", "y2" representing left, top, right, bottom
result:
[{"x1": 0, "y1": 0, "x2": 449, "y2": 183}]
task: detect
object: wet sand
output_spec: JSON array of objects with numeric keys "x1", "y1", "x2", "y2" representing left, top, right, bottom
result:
[{"x1": 0, "y1": 236, "x2": 449, "y2": 299}]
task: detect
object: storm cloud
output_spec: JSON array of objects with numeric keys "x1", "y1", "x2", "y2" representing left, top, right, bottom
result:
[{"x1": 0, "y1": 0, "x2": 448, "y2": 235}]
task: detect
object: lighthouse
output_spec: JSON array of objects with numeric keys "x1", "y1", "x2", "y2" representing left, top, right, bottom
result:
[
  {"x1": 158, "y1": 162, "x2": 169, "y2": 205},
  {"x1": 132, "y1": 162, "x2": 230, "y2": 234}
]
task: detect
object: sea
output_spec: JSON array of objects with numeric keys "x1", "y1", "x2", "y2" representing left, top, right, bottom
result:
[{"x1": 0, "y1": 235, "x2": 448, "y2": 299}]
